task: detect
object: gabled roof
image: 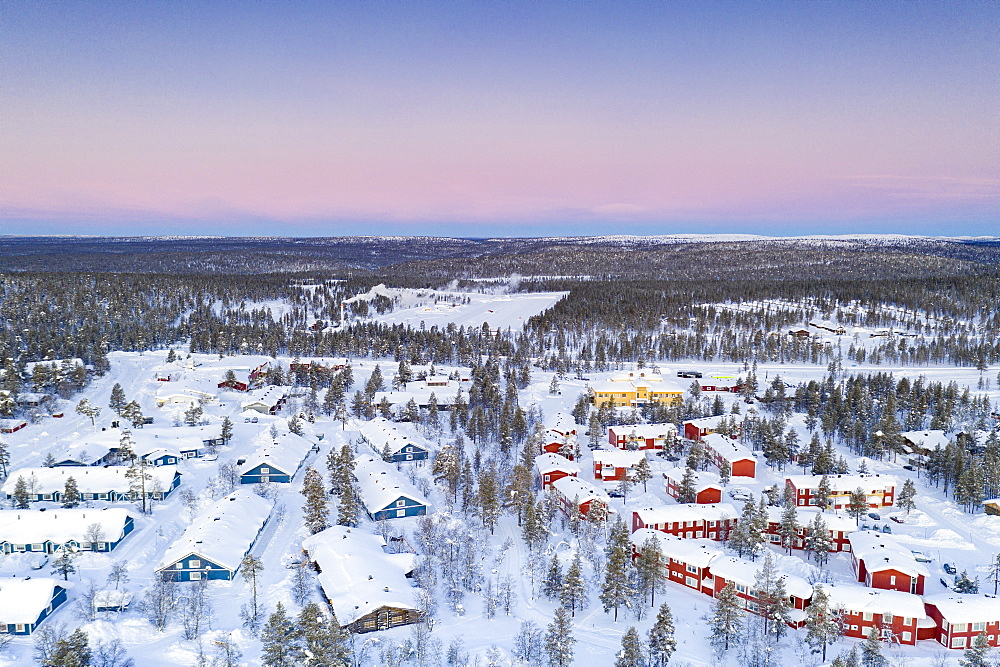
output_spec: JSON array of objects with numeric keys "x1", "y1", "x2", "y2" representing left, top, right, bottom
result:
[
  {"x1": 634, "y1": 502, "x2": 738, "y2": 525},
  {"x1": 0, "y1": 578, "x2": 64, "y2": 624},
  {"x1": 592, "y1": 449, "x2": 646, "y2": 468},
  {"x1": 156, "y1": 488, "x2": 272, "y2": 572},
  {"x1": 533, "y1": 453, "x2": 581, "y2": 476},
  {"x1": 785, "y1": 473, "x2": 897, "y2": 493},
  {"x1": 302, "y1": 526, "x2": 420, "y2": 625},
  {"x1": 610, "y1": 423, "x2": 678, "y2": 439},
  {"x1": 0, "y1": 507, "x2": 131, "y2": 545},
  {"x1": 353, "y1": 455, "x2": 430, "y2": 512},
  {"x1": 762, "y1": 506, "x2": 857, "y2": 533},
  {"x1": 662, "y1": 466, "x2": 722, "y2": 493},
  {"x1": 824, "y1": 584, "x2": 927, "y2": 619},
  {"x1": 702, "y1": 433, "x2": 755, "y2": 463},
  {"x1": 358, "y1": 419, "x2": 428, "y2": 456},
  {"x1": 848, "y1": 531, "x2": 930, "y2": 578},
  {"x1": 630, "y1": 530, "x2": 723, "y2": 569},
  {"x1": 925, "y1": 594, "x2": 1000, "y2": 624},
  {"x1": 0, "y1": 466, "x2": 178, "y2": 495},
  {"x1": 238, "y1": 431, "x2": 312, "y2": 477},
  {"x1": 709, "y1": 555, "x2": 813, "y2": 600},
  {"x1": 552, "y1": 476, "x2": 611, "y2": 505}
]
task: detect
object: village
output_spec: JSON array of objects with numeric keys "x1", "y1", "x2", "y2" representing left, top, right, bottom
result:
[{"x1": 0, "y1": 344, "x2": 996, "y2": 667}]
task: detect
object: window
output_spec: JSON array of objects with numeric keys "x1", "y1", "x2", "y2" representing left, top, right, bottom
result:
[
  {"x1": 405, "y1": 454, "x2": 413, "y2": 461},
  {"x1": 15, "y1": 624, "x2": 24, "y2": 634},
  {"x1": 190, "y1": 571, "x2": 201, "y2": 581},
  {"x1": 397, "y1": 499, "x2": 406, "y2": 507},
  {"x1": 260, "y1": 477, "x2": 270, "y2": 484},
  {"x1": 686, "y1": 576, "x2": 697, "y2": 588},
  {"x1": 890, "y1": 576, "x2": 896, "y2": 585},
  {"x1": 735, "y1": 584, "x2": 747, "y2": 594},
  {"x1": 953, "y1": 637, "x2": 967, "y2": 649},
  {"x1": 974, "y1": 622, "x2": 987, "y2": 632},
  {"x1": 902, "y1": 632, "x2": 912, "y2": 642},
  {"x1": 260, "y1": 467, "x2": 270, "y2": 474},
  {"x1": 396, "y1": 509, "x2": 406, "y2": 518},
  {"x1": 686, "y1": 564, "x2": 698, "y2": 574},
  {"x1": 883, "y1": 613, "x2": 893, "y2": 623},
  {"x1": 42, "y1": 494, "x2": 52, "y2": 501},
  {"x1": 189, "y1": 559, "x2": 201, "y2": 569},
  {"x1": 862, "y1": 612, "x2": 873, "y2": 622},
  {"x1": 954, "y1": 623, "x2": 968, "y2": 633}
]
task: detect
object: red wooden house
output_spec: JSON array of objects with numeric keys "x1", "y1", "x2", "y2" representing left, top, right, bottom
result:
[
  {"x1": 707, "y1": 555, "x2": 813, "y2": 626},
  {"x1": 533, "y1": 453, "x2": 581, "y2": 490},
  {"x1": 683, "y1": 416, "x2": 724, "y2": 442},
  {"x1": 785, "y1": 473, "x2": 896, "y2": 509},
  {"x1": 0, "y1": 420, "x2": 27, "y2": 434},
  {"x1": 924, "y1": 595, "x2": 1000, "y2": 650},
  {"x1": 849, "y1": 531, "x2": 928, "y2": 595},
  {"x1": 552, "y1": 476, "x2": 612, "y2": 518},
  {"x1": 631, "y1": 503, "x2": 738, "y2": 540},
  {"x1": 702, "y1": 433, "x2": 757, "y2": 478},
  {"x1": 540, "y1": 429, "x2": 577, "y2": 460},
  {"x1": 825, "y1": 585, "x2": 928, "y2": 646},
  {"x1": 608, "y1": 423, "x2": 678, "y2": 451},
  {"x1": 592, "y1": 449, "x2": 645, "y2": 482},
  {"x1": 630, "y1": 530, "x2": 722, "y2": 595},
  {"x1": 762, "y1": 506, "x2": 856, "y2": 552},
  {"x1": 662, "y1": 467, "x2": 723, "y2": 504}
]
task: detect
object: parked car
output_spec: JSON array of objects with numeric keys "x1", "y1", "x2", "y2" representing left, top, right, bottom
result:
[
  {"x1": 902, "y1": 465, "x2": 915, "y2": 471},
  {"x1": 729, "y1": 487, "x2": 753, "y2": 502},
  {"x1": 911, "y1": 551, "x2": 932, "y2": 563},
  {"x1": 890, "y1": 516, "x2": 905, "y2": 524},
  {"x1": 608, "y1": 489, "x2": 624, "y2": 498},
  {"x1": 943, "y1": 563, "x2": 957, "y2": 575},
  {"x1": 677, "y1": 371, "x2": 703, "y2": 378},
  {"x1": 882, "y1": 525, "x2": 892, "y2": 534},
  {"x1": 868, "y1": 512, "x2": 882, "y2": 521},
  {"x1": 860, "y1": 524, "x2": 871, "y2": 532},
  {"x1": 940, "y1": 578, "x2": 951, "y2": 588}
]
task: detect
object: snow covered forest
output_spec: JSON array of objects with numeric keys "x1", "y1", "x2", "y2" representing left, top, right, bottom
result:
[{"x1": 0, "y1": 234, "x2": 998, "y2": 667}]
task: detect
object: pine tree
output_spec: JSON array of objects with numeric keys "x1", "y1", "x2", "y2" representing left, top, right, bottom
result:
[
  {"x1": 560, "y1": 552, "x2": 587, "y2": 617},
  {"x1": 109, "y1": 382, "x2": 127, "y2": 416},
  {"x1": 709, "y1": 582, "x2": 745, "y2": 654},
  {"x1": 615, "y1": 626, "x2": 646, "y2": 667},
  {"x1": 505, "y1": 463, "x2": 534, "y2": 526},
  {"x1": 676, "y1": 466, "x2": 697, "y2": 504},
  {"x1": 42, "y1": 628, "x2": 92, "y2": 667},
  {"x1": 861, "y1": 626, "x2": 886, "y2": 667},
  {"x1": 261, "y1": 602, "x2": 304, "y2": 667},
  {"x1": 544, "y1": 607, "x2": 576, "y2": 667},
  {"x1": 476, "y1": 464, "x2": 501, "y2": 534},
  {"x1": 778, "y1": 501, "x2": 799, "y2": 553},
  {"x1": 730, "y1": 498, "x2": 764, "y2": 559},
  {"x1": 847, "y1": 488, "x2": 869, "y2": 524},
  {"x1": 634, "y1": 535, "x2": 665, "y2": 607},
  {"x1": 647, "y1": 603, "x2": 676, "y2": 667},
  {"x1": 959, "y1": 631, "x2": 991, "y2": 667},
  {"x1": 805, "y1": 512, "x2": 832, "y2": 566},
  {"x1": 240, "y1": 553, "x2": 264, "y2": 635},
  {"x1": 601, "y1": 518, "x2": 634, "y2": 621},
  {"x1": 542, "y1": 554, "x2": 563, "y2": 600},
  {"x1": 62, "y1": 476, "x2": 81, "y2": 508},
  {"x1": 220, "y1": 415, "x2": 234, "y2": 445},
  {"x1": 954, "y1": 570, "x2": 980, "y2": 593},
  {"x1": 301, "y1": 467, "x2": 329, "y2": 534},
  {"x1": 51, "y1": 548, "x2": 77, "y2": 580},
  {"x1": 805, "y1": 585, "x2": 841, "y2": 661},
  {"x1": 633, "y1": 456, "x2": 652, "y2": 492}
]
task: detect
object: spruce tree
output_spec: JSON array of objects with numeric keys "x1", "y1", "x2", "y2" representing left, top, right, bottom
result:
[
  {"x1": 261, "y1": 602, "x2": 304, "y2": 667},
  {"x1": 847, "y1": 488, "x2": 869, "y2": 524},
  {"x1": 301, "y1": 467, "x2": 329, "y2": 534},
  {"x1": 560, "y1": 552, "x2": 587, "y2": 617},
  {"x1": 43, "y1": 628, "x2": 92, "y2": 667},
  {"x1": 220, "y1": 416, "x2": 234, "y2": 445},
  {"x1": 647, "y1": 603, "x2": 676, "y2": 667},
  {"x1": 959, "y1": 631, "x2": 991, "y2": 667},
  {"x1": 544, "y1": 607, "x2": 576, "y2": 667},
  {"x1": 12, "y1": 475, "x2": 30, "y2": 508},
  {"x1": 896, "y1": 478, "x2": 917, "y2": 515},
  {"x1": 297, "y1": 602, "x2": 352, "y2": 667},
  {"x1": 601, "y1": 518, "x2": 634, "y2": 621},
  {"x1": 542, "y1": 554, "x2": 563, "y2": 600},
  {"x1": 634, "y1": 535, "x2": 664, "y2": 607},
  {"x1": 778, "y1": 500, "x2": 799, "y2": 553},
  {"x1": 109, "y1": 382, "x2": 127, "y2": 416},
  {"x1": 476, "y1": 464, "x2": 501, "y2": 534},
  {"x1": 709, "y1": 582, "x2": 745, "y2": 654},
  {"x1": 805, "y1": 512, "x2": 832, "y2": 566},
  {"x1": 676, "y1": 466, "x2": 697, "y2": 504},
  {"x1": 614, "y1": 627, "x2": 646, "y2": 667},
  {"x1": 62, "y1": 476, "x2": 81, "y2": 508},
  {"x1": 336, "y1": 483, "x2": 361, "y2": 527},
  {"x1": 861, "y1": 626, "x2": 886, "y2": 667}
]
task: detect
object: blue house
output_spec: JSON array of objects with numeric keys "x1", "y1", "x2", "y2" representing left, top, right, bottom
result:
[
  {"x1": 358, "y1": 418, "x2": 430, "y2": 463},
  {"x1": 353, "y1": 455, "x2": 431, "y2": 520},
  {"x1": 0, "y1": 508, "x2": 135, "y2": 554},
  {"x1": 156, "y1": 489, "x2": 273, "y2": 581},
  {"x1": 239, "y1": 432, "x2": 312, "y2": 485},
  {"x1": 0, "y1": 466, "x2": 181, "y2": 503},
  {"x1": 0, "y1": 579, "x2": 68, "y2": 635}
]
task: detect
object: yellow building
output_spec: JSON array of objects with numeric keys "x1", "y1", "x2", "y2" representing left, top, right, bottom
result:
[{"x1": 591, "y1": 371, "x2": 684, "y2": 408}]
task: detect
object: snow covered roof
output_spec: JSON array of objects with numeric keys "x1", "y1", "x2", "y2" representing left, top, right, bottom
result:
[
  {"x1": 0, "y1": 578, "x2": 65, "y2": 624},
  {"x1": 709, "y1": 555, "x2": 812, "y2": 600},
  {"x1": 533, "y1": 453, "x2": 581, "y2": 476},
  {"x1": 591, "y1": 377, "x2": 684, "y2": 394},
  {"x1": 552, "y1": 476, "x2": 611, "y2": 505},
  {"x1": 848, "y1": 531, "x2": 930, "y2": 578},
  {"x1": 592, "y1": 449, "x2": 646, "y2": 468},
  {"x1": 239, "y1": 386, "x2": 287, "y2": 409},
  {"x1": 629, "y1": 529, "x2": 723, "y2": 568},
  {"x1": 358, "y1": 418, "x2": 428, "y2": 455},
  {"x1": 663, "y1": 467, "x2": 722, "y2": 492},
  {"x1": 785, "y1": 473, "x2": 897, "y2": 493},
  {"x1": 924, "y1": 594, "x2": 1000, "y2": 624},
  {"x1": 238, "y1": 431, "x2": 312, "y2": 477},
  {"x1": 353, "y1": 455, "x2": 430, "y2": 512},
  {"x1": 0, "y1": 508, "x2": 131, "y2": 545},
  {"x1": 546, "y1": 412, "x2": 577, "y2": 435},
  {"x1": 0, "y1": 466, "x2": 179, "y2": 495},
  {"x1": 702, "y1": 434, "x2": 755, "y2": 463},
  {"x1": 824, "y1": 584, "x2": 927, "y2": 619},
  {"x1": 683, "y1": 416, "x2": 729, "y2": 431},
  {"x1": 611, "y1": 423, "x2": 678, "y2": 439},
  {"x1": 302, "y1": 526, "x2": 420, "y2": 625},
  {"x1": 634, "y1": 502, "x2": 738, "y2": 525},
  {"x1": 610, "y1": 371, "x2": 664, "y2": 383},
  {"x1": 900, "y1": 430, "x2": 951, "y2": 450},
  {"x1": 156, "y1": 489, "x2": 273, "y2": 572},
  {"x1": 763, "y1": 506, "x2": 857, "y2": 533}
]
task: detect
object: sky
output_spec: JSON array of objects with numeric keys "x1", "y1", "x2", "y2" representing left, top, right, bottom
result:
[{"x1": 1, "y1": 1, "x2": 997, "y2": 238}]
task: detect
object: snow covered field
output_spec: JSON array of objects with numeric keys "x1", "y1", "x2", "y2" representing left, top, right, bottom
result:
[{"x1": 0, "y1": 349, "x2": 997, "y2": 666}]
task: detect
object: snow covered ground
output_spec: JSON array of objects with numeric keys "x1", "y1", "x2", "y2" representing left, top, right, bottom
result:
[{"x1": 0, "y1": 349, "x2": 997, "y2": 665}]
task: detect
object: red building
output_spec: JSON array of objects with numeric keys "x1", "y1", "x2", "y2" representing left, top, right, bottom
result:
[
  {"x1": 631, "y1": 503, "x2": 738, "y2": 540},
  {"x1": 608, "y1": 423, "x2": 678, "y2": 451},
  {"x1": 0, "y1": 420, "x2": 27, "y2": 434},
  {"x1": 762, "y1": 506, "x2": 855, "y2": 552},
  {"x1": 925, "y1": 595, "x2": 1000, "y2": 649},
  {"x1": 662, "y1": 467, "x2": 723, "y2": 504},
  {"x1": 785, "y1": 473, "x2": 897, "y2": 509},
  {"x1": 533, "y1": 453, "x2": 581, "y2": 490},
  {"x1": 702, "y1": 433, "x2": 757, "y2": 478},
  {"x1": 552, "y1": 476, "x2": 612, "y2": 518},
  {"x1": 849, "y1": 532, "x2": 928, "y2": 595},
  {"x1": 540, "y1": 429, "x2": 577, "y2": 460},
  {"x1": 707, "y1": 555, "x2": 813, "y2": 624},
  {"x1": 592, "y1": 449, "x2": 645, "y2": 482},
  {"x1": 825, "y1": 585, "x2": 928, "y2": 646},
  {"x1": 630, "y1": 530, "x2": 721, "y2": 595},
  {"x1": 683, "y1": 416, "x2": 724, "y2": 442}
]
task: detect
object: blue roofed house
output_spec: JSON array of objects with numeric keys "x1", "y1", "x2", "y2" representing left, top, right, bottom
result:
[
  {"x1": 0, "y1": 507, "x2": 134, "y2": 554},
  {"x1": 0, "y1": 466, "x2": 181, "y2": 503},
  {"x1": 358, "y1": 418, "x2": 429, "y2": 462},
  {"x1": 239, "y1": 431, "x2": 313, "y2": 485},
  {"x1": 0, "y1": 578, "x2": 68, "y2": 635},
  {"x1": 155, "y1": 489, "x2": 273, "y2": 581},
  {"x1": 353, "y1": 455, "x2": 431, "y2": 520}
]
